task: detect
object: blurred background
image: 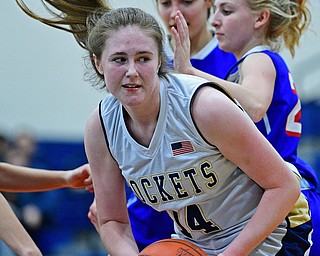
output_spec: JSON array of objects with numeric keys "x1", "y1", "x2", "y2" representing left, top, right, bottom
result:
[{"x1": 0, "y1": 0, "x2": 319, "y2": 255}]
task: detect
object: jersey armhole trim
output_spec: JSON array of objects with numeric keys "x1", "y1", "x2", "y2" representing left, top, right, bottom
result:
[
  {"x1": 98, "y1": 100, "x2": 117, "y2": 162},
  {"x1": 190, "y1": 81, "x2": 244, "y2": 147}
]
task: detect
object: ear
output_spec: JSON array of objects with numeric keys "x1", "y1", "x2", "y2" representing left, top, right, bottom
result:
[
  {"x1": 254, "y1": 9, "x2": 270, "y2": 29},
  {"x1": 93, "y1": 54, "x2": 104, "y2": 75},
  {"x1": 157, "y1": 61, "x2": 161, "y2": 73}
]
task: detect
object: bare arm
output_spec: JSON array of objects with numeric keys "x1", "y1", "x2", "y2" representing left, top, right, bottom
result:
[
  {"x1": 192, "y1": 86, "x2": 300, "y2": 256},
  {"x1": 0, "y1": 193, "x2": 42, "y2": 256},
  {"x1": 84, "y1": 108, "x2": 138, "y2": 256},
  {"x1": 172, "y1": 11, "x2": 275, "y2": 122},
  {"x1": 0, "y1": 162, "x2": 92, "y2": 192}
]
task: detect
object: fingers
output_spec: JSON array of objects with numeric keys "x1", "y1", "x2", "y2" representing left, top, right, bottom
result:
[
  {"x1": 172, "y1": 11, "x2": 191, "y2": 73},
  {"x1": 88, "y1": 200, "x2": 99, "y2": 233},
  {"x1": 172, "y1": 11, "x2": 188, "y2": 48},
  {"x1": 81, "y1": 163, "x2": 91, "y2": 175},
  {"x1": 85, "y1": 184, "x2": 94, "y2": 193},
  {"x1": 80, "y1": 163, "x2": 93, "y2": 190},
  {"x1": 68, "y1": 164, "x2": 92, "y2": 189},
  {"x1": 84, "y1": 175, "x2": 92, "y2": 184},
  {"x1": 175, "y1": 11, "x2": 189, "y2": 44},
  {"x1": 79, "y1": 172, "x2": 93, "y2": 191},
  {"x1": 84, "y1": 166, "x2": 94, "y2": 191}
]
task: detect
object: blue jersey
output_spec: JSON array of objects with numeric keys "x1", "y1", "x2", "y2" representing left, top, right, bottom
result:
[
  {"x1": 165, "y1": 35, "x2": 236, "y2": 79},
  {"x1": 225, "y1": 48, "x2": 318, "y2": 190},
  {"x1": 225, "y1": 48, "x2": 319, "y2": 255}
]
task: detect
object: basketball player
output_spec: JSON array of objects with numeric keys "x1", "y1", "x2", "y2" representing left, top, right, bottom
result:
[
  {"x1": 15, "y1": 0, "x2": 236, "y2": 251},
  {"x1": 81, "y1": 7, "x2": 300, "y2": 255},
  {"x1": 172, "y1": 0, "x2": 318, "y2": 254},
  {"x1": 15, "y1": 1, "x2": 312, "y2": 254}
]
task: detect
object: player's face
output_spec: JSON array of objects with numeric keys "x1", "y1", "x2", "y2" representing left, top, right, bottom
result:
[
  {"x1": 211, "y1": 0, "x2": 257, "y2": 58},
  {"x1": 157, "y1": 0, "x2": 212, "y2": 43},
  {"x1": 95, "y1": 25, "x2": 161, "y2": 107}
]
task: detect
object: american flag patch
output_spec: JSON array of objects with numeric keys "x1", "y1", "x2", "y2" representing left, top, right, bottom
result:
[{"x1": 171, "y1": 140, "x2": 195, "y2": 156}]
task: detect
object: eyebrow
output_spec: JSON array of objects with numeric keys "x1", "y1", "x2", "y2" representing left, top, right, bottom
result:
[{"x1": 110, "y1": 51, "x2": 154, "y2": 56}]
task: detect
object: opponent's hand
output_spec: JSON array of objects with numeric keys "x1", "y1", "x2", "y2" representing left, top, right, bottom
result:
[
  {"x1": 171, "y1": 11, "x2": 193, "y2": 75},
  {"x1": 66, "y1": 163, "x2": 93, "y2": 191}
]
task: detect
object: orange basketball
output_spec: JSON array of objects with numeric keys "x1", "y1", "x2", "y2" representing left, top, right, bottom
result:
[{"x1": 138, "y1": 238, "x2": 207, "y2": 256}]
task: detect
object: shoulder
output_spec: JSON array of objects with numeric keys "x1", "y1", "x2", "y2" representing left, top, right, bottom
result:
[
  {"x1": 243, "y1": 50, "x2": 286, "y2": 69},
  {"x1": 241, "y1": 51, "x2": 276, "y2": 78},
  {"x1": 165, "y1": 73, "x2": 210, "y2": 92},
  {"x1": 192, "y1": 84, "x2": 244, "y2": 129},
  {"x1": 85, "y1": 108, "x2": 102, "y2": 143},
  {"x1": 191, "y1": 84, "x2": 255, "y2": 149},
  {"x1": 84, "y1": 106, "x2": 107, "y2": 155},
  {"x1": 166, "y1": 73, "x2": 209, "y2": 84},
  {"x1": 243, "y1": 51, "x2": 273, "y2": 65},
  {"x1": 100, "y1": 94, "x2": 119, "y2": 115}
]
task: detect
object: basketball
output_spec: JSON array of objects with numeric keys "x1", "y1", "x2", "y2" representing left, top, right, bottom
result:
[{"x1": 138, "y1": 238, "x2": 207, "y2": 256}]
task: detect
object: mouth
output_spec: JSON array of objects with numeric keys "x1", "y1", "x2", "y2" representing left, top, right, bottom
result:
[
  {"x1": 123, "y1": 84, "x2": 141, "y2": 89},
  {"x1": 215, "y1": 32, "x2": 224, "y2": 39}
]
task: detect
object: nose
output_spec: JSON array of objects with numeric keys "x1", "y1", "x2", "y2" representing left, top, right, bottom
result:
[
  {"x1": 169, "y1": 3, "x2": 180, "y2": 19},
  {"x1": 210, "y1": 11, "x2": 220, "y2": 28},
  {"x1": 126, "y1": 61, "x2": 138, "y2": 77}
]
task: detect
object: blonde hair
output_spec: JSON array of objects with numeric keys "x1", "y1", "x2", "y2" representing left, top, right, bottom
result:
[{"x1": 245, "y1": 0, "x2": 311, "y2": 56}]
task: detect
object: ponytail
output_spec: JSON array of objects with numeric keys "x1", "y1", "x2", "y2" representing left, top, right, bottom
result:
[{"x1": 15, "y1": 0, "x2": 112, "y2": 49}]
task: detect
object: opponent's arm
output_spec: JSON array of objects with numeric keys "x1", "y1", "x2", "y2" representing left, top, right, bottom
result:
[
  {"x1": 0, "y1": 193, "x2": 42, "y2": 256},
  {"x1": 0, "y1": 162, "x2": 92, "y2": 192},
  {"x1": 172, "y1": 11, "x2": 275, "y2": 122},
  {"x1": 84, "y1": 108, "x2": 138, "y2": 256},
  {"x1": 192, "y1": 86, "x2": 300, "y2": 256}
]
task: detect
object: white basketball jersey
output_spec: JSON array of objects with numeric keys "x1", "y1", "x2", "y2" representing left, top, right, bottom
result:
[{"x1": 99, "y1": 73, "x2": 287, "y2": 255}]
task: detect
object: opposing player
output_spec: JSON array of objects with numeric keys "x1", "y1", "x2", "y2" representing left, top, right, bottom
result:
[{"x1": 172, "y1": 0, "x2": 317, "y2": 254}]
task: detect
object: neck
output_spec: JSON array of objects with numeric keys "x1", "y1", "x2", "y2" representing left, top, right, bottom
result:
[
  {"x1": 234, "y1": 36, "x2": 267, "y2": 59},
  {"x1": 170, "y1": 29, "x2": 213, "y2": 57},
  {"x1": 123, "y1": 95, "x2": 160, "y2": 147},
  {"x1": 189, "y1": 29, "x2": 213, "y2": 57}
]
